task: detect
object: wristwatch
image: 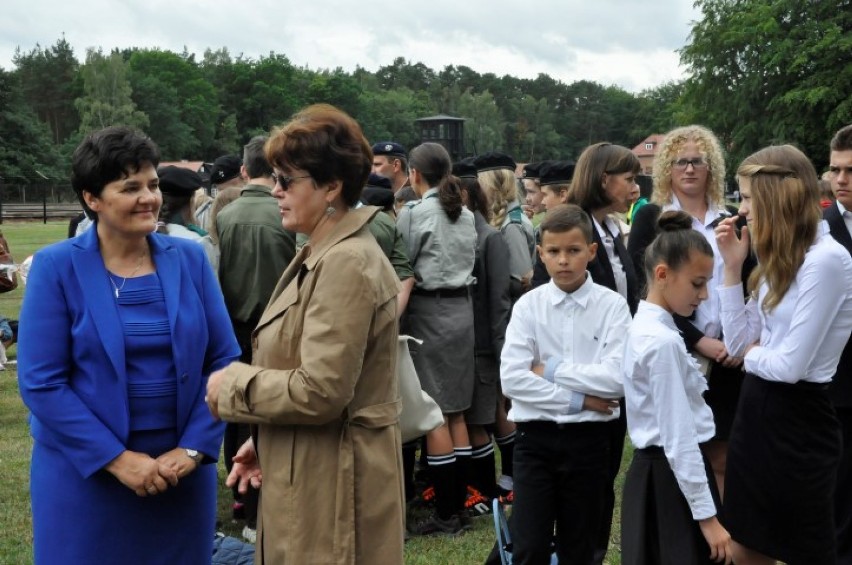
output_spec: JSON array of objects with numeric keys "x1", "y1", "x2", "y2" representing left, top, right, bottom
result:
[{"x1": 185, "y1": 448, "x2": 204, "y2": 464}]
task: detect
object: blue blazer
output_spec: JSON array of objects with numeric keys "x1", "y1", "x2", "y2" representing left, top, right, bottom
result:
[{"x1": 18, "y1": 227, "x2": 240, "y2": 479}]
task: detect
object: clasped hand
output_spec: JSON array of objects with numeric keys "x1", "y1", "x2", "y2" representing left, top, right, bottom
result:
[
  {"x1": 531, "y1": 363, "x2": 620, "y2": 415},
  {"x1": 106, "y1": 448, "x2": 198, "y2": 497}
]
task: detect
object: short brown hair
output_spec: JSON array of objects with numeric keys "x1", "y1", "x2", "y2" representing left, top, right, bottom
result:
[
  {"x1": 830, "y1": 124, "x2": 852, "y2": 152},
  {"x1": 539, "y1": 204, "x2": 593, "y2": 244},
  {"x1": 265, "y1": 104, "x2": 371, "y2": 207}
]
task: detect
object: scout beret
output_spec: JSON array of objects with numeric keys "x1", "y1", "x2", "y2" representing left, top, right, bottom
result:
[
  {"x1": 210, "y1": 155, "x2": 242, "y2": 184},
  {"x1": 157, "y1": 166, "x2": 203, "y2": 195},
  {"x1": 371, "y1": 141, "x2": 407, "y2": 159},
  {"x1": 451, "y1": 158, "x2": 478, "y2": 179},
  {"x1": 539, "y1": 160, "x2": 576, "y2": 186},
  {"x1": 473, "y1": 151, "x2": 516, "y2": 173},
  {"x1": 522, "y1": 160, "x2": 556, "y2": 180},
  {"x1": 365, "y1": 173, "x2": 393, "y2": 190}
]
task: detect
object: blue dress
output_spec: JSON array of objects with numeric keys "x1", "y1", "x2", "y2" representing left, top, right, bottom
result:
[{"x1": 30, "y1": 274, "x2": 217, "y2": 564}]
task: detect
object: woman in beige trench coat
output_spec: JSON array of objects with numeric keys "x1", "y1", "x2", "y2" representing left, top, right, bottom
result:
[{"x1": 206, "y1": 104, "x2": 405, "y2": 564}]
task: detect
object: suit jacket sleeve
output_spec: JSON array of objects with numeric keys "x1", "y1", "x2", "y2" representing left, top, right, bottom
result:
[
  {"x1": 18, "y1": 249, "x2": 127, "y2": 478},
  {"x1": 485, "y1": 231, "x2": 512, "y2": 358},
  {"x1": 218, "y1": 249, "x2": 396, "y2": 425},
  {"x1": 178, "y1": 250, "x2": 240, "y2": 460}
]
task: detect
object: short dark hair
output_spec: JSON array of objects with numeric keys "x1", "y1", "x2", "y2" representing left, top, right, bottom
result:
[
  {"x1": 830, "y1": 124, "x2": 852, "y2": 152},
  {"x1": 568, "y1": 142, "x2": 640, "y2": 211},
  {"x1": 539, "y1": 204, "x2": 593, "y2": 243},
  {"x1": 265, "y1": 104, "x2": 372, "y2": 207},
  {"x1": 71, "y1": 126, "x2": 160, "y2": 218},
  {"x1": 243, "y1": 135, "x2": 272, "y2": 178}
]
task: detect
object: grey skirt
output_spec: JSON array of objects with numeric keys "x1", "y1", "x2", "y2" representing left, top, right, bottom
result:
[{"x1": 403, "y1": 291, "x2": 475, "y2": 413}]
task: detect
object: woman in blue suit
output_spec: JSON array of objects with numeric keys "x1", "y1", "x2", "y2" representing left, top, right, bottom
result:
[{"x1": 18, "y1": 126, "x2": 240, "y2": 565}]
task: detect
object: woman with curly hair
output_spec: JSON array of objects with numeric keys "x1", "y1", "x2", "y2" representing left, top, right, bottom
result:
[
  {"x1": 715, "y1": 144, "x2": 852, "y2": 564},
  {"x1": 627, "y1": 125, "x2": 755, "y2": 499}
]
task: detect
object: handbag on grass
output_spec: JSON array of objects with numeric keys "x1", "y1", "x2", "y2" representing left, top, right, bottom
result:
[
  {"x1": 0, "y1": 230, "x2": 18, "y2": 293},
  {"x1": 397, "y1": 336, "x2": 444, "y2": 443}
]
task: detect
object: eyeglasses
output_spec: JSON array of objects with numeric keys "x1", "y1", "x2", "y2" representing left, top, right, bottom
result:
[
  {"x1": 272, "y1": 173, "x2": 312, "y2": 190},
  {"x1": 672, "y1": 158, "x2": 708, "y2": 170}
]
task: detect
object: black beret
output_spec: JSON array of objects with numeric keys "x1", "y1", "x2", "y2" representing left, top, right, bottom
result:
[
  {"x1": 539, "y1": 160, "x2": 576, "y2": 186},
  {"x1": 452, "y1": 158, "x2": 478, "y2": 179},
  {"x1": 360, "y1": 187, "x2": 395, "y2": 208},
  {"x1": 157, "y1": 166, "x2": 203, "y2": 195},
  {"x1": 365, "y1": 173, "x2": 393, "y2": 190},
  {"x1": 522, "y1": 160, "x2": 555, "y2": 180},
  {"x1": 473, "y1": 151, "x2": 516, "y2": 173},
  {"x1": 371, "y1": 141, "x2": 407, "y2": 159},
  {"x1": 210, "y1": 155, "x2": 242, "y2": 184}
]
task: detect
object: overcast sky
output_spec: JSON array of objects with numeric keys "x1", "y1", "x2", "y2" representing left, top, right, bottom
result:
[{"x1": 0, "y1": 0, "x2": 701, "y2": 93}]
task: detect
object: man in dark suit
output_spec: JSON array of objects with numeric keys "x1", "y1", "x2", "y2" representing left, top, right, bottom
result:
[{"x1": 825, "y1": 123, "x2": 852, "y2": 564}]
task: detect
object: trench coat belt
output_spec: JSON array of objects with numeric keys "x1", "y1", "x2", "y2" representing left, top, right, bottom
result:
[{"x1": 334, "y1": 398, "x2": 402, "y2": 562}]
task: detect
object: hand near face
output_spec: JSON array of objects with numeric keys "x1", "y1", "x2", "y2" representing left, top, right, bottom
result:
[{"x1": 714, "y1": 217, "x2": 750, "y2": 269}]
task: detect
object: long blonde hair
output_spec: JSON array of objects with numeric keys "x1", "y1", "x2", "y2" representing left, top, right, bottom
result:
[
  {"x1": 652, "y1": 125, "x2": 726, "y2": 207},
  {"x1": 738, "y1": 145, "x2": 821, "y2": 311},
  {"x1": 478, "y1": 169, "x2": 519, "y2": 228}
]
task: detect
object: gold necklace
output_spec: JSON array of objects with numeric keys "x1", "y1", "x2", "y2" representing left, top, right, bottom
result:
[{"x1": 108, "y1": 251, "x2": 147, "y2": 298}]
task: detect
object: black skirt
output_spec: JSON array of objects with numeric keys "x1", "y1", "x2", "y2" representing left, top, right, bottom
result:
[
  {"x1": 724, "y1": 374, "x2": 841, "y2": 564},
  {"x1": 621, "y1": 445, "x2": 721, "y2": 565},
  {"x1": 703, "y1": 362, "x2": 744, "y2": 440}
]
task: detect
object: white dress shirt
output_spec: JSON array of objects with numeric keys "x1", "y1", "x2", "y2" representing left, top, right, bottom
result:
[
  {"x1": 623, "y1": 301, "x2": 717, "y2": 520},
  {"x1": 500, "y1": 275, "x2": 631, "y2": 423},
  {"x1": 665, "y1": 196, "x2": 729, "y2": 338},
  {"x1": 593, "y1": 215, "x2": 628, "y2": 301},
  {"x1": 719, "y1": 222, "x2": 852, "y2": 384}
]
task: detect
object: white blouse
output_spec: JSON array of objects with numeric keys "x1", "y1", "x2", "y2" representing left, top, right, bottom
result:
[
  {"x1": 623, "y1": 301, "x2": 717, "y2": 520},
  {"x1": 500, "y1": 275, "x2": 631, "y2": 424},
  {"x1": 719, "y1": 222, "x2": 852, "y2": 384}
]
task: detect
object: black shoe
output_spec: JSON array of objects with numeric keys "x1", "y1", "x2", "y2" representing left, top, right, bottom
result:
[{"x1": 407, "y1": 512, "x2": 464, "y2": 537}]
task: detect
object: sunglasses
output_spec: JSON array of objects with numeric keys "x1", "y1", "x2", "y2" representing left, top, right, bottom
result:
[{"x1": 272, "y1": 173, "x2": 312, "y2": 190}]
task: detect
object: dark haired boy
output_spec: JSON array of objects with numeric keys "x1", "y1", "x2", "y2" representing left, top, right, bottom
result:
[{"x1": 500, "y1": 204, "x2": 632, "y2": 563}]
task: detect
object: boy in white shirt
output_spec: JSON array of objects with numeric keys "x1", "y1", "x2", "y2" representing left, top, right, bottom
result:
[{"x1": 501, "y1": 204, "x2": 632, "y2": 564}]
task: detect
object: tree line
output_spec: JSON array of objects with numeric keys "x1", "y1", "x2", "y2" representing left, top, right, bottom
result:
[{"x1": 0, "y1": 0, "x2": 848, "y2": 187}]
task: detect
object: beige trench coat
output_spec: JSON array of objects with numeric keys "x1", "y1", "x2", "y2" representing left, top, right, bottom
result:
[{"x1": 219, "y1": 206, "x2": 405, "y2": 564}]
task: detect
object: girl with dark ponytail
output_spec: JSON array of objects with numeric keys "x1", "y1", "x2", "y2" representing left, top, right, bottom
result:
[
  {"x1": 621, "y1": 210, "x2": 732, "y2": 564},
  {"x1": 397, "y1": 142, "x2": 479, "y2": 536}
]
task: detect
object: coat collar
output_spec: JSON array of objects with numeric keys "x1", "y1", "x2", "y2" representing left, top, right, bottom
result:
[
  {"x1": 70, "y1": 227, "x2": 181, "y2": 378},
  {"x1": 255, "y1": 206, "x2": 379, "y2": 331},
  {"x1": 825, "y1": 201, "x2": 852, "y2": 252}
]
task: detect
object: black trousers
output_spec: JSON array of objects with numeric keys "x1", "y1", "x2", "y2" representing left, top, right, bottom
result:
[
  {"x1": 511, "y1": 421, "x2": 610, "y2": 565},
  {"x1": 836, "y1": 407, "x2": 852, "y2": 565}
]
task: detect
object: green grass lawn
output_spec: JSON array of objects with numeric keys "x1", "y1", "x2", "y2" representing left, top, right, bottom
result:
[{"x1": 0, "y1": 221, "x2": 629, "y2": 564}]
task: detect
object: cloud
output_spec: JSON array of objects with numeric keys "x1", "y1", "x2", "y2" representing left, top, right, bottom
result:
[{"x1": 0, "y1": 0, "x2": 698, "y2": 92}]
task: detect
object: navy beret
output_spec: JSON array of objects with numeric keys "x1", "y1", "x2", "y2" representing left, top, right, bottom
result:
[
  {"x1": 473, "y1": 151, "x2": 516, "y2": 173},
  {"x1": 157, "y1": 166, "x2": 203, "y2": 195},
  {"x1": 539, "y1": 160, "x2": 576, "y2": 186},
  {"x1": 210, "y1": 155, "x2": 242, "y2": 184},
  {"x1": 371, "y1": 141, "x2": 407, "y2": 159},
  {"x1": 365, "y1": 173, "x2": 393, "y2": 190},
  {"x1": 361, "y1": 187, "x2": 395, "y2": 208},
  {"x1": 522, "y1": 160, "x2": 556, "y2": 180},
  {"x1": 452, "y1": 158, "x2": 478, "y2": 179}
]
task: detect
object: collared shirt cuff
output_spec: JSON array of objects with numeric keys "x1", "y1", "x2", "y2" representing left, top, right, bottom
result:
[
  {"x1": 717, "y1": 283, "x2": 745, "y2": 311},
  {"x1": 543, "y1": 356, "x2": 561, "y2": 383},
  {"x1": 568, "y1": 390, "x2": 585, "y2": 415}
]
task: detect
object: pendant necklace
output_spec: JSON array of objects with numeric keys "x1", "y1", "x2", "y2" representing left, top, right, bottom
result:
[{"x1": 108, "y1": 250, "x2": 146, "y2": 298}]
